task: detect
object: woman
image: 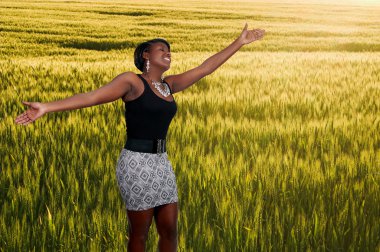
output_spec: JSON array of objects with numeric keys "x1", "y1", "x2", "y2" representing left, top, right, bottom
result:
[{"x1": 15, "y1": 24, "x2": 265, "y2": 251}]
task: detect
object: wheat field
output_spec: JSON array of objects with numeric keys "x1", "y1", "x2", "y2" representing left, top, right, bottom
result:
[{"x1": 1, "y1": 0, "x2": 380, "y2": 251}]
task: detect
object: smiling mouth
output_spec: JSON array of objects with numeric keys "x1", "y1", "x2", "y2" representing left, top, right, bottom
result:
[{"x1": 163, "y1": 57, "x2": 171, "y2": 62}]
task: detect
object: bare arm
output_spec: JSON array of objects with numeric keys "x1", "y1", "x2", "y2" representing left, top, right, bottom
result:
[
  {"x1": 15, "y1": 71, "x2": 134, "y2": 125},
  {"x1": 45, "y1": 72, "x2": 132, "y2": 112},
  {"x1": 165, "y1": 24, "x2": 265, "y2": 94}
]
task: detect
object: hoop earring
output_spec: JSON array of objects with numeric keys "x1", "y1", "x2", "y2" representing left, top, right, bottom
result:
[{"x1": 146, "y1": 59, "x2": 150, "y2": 73}]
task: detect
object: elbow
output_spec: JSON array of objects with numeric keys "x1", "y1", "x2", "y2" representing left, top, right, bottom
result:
[
  {"x1": 199, "y1": 64, "x2": 214, "y2": 76},
  {"x1": 85, "y1": 92, "x2": 100, "y2": 107},
  {"x1": 87, "y1": 91, "x2": 119, "y2": 106},
  {"x1": 204, "y1": 69, "x2": 213, "y2": 76}
]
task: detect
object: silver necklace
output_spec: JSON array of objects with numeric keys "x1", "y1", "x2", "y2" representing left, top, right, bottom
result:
[{"x1": 145, "y1": 74, "x2": 171, "y2": 97}]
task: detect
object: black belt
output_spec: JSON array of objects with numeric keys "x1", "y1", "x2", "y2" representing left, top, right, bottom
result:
[{"x1": 124, "y1": 138, "x2": 167, "y2": 153}]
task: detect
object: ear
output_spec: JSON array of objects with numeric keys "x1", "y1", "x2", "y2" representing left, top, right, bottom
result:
[{"x1": 142, "y1": 51, "x2": 149, "y2": 60}]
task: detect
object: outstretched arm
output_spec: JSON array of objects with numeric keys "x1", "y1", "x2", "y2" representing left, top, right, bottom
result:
[
  {"x1": 164, "y1": 23, "x2": 265, "y2": 94},
  {"x1": 15, "y1": 72, "x2": 134, "y2": 125}
]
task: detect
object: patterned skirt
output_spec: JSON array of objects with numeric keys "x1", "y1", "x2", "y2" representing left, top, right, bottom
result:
[{"x1": 116, "y1": 148, "x2": 178, "y2": 211}]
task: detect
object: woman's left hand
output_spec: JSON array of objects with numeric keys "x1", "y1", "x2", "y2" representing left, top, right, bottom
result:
[{"x1": 238, "y1": 23, "x2": 265, "y2": 45}]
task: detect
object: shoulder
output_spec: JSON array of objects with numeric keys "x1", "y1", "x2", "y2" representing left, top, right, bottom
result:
[
  {"x1": 117, "y1": 72, "x2": 143, "y2": 87},
  {"x1": 118, "y1": 71, "x2": 139, "y2": 81},
  {"x1": 121, "y1": 72, "x2": 146, "y2": 97}
]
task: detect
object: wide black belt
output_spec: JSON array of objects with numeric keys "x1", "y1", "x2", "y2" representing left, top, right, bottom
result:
[{"x1": 124, "y1": 138, "x2": 166, "y2": 154}]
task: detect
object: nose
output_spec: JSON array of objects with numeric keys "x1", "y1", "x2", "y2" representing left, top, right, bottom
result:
[{"x1": 166, "y1": 52, "x2": 171, "y2": 57}]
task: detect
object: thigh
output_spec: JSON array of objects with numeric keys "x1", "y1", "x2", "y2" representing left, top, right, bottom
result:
[
  {"x1": 127, "y1": 208, "x2": 155, "y2": 234},
  {"x1": 154, "y1": 202, "x2": 178, "y2": 233}
]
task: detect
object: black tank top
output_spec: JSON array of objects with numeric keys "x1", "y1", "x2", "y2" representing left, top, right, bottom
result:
[{"x1": 124, "y1": 74, "x2": 177, "y2": 140}]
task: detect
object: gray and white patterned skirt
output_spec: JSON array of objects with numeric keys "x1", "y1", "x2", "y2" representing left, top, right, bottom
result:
[{"x1": 116, "y1": 148, "x2": 178, "y2": 211}]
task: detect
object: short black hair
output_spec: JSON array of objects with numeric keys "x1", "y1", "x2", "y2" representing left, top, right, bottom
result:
[{"x1": 134, "y1": 38, "x2": 171, "y2": 72}]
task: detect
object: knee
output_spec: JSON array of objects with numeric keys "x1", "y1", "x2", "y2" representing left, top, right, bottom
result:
[
  {"x1": 157, "y1": 222, "x2": 178, "y2": 240},
  {"x1": 128, "y1": 225, "x2": 150, "y2": 242}
]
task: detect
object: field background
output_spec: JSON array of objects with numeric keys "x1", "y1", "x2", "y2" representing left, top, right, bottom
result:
[{"x1": 1, "y1": 0, "x2": 380, "y2": 251}]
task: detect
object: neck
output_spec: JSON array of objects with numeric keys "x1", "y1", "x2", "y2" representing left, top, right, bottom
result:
[{"x1": 144, "y1": 69, "x2": 164, "y2": 82}]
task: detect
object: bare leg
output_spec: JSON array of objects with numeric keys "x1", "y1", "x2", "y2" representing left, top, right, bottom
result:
[
  {"x1": 127, "y1": 208, "x2": 155, "y2": 252},
  {"x1": 154, "y1": 203, "x2": 178, "y2": 252}
]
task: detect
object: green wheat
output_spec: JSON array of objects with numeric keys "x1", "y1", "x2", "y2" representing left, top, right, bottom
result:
[{"x1": 1, "y1": 0, "x2": 379, "y2": 251}]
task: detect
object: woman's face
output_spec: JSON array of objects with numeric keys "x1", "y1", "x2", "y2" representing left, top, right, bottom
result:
[{"x1": 146, "y1": 42, "x2": 171, "y2": 71}]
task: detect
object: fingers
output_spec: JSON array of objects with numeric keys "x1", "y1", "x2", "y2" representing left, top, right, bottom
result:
[
  {"x1": 252, "y1": 29, "x2": 265, "y2": 39},
  {"x1": 15, "y1": 112, "x2": 25, "y2": 123},
  {"x1": 15, "y1": 111, "x2": 34, "y2": 125},
  {"x1": 243, "y1": 23, "x2": 248, "y2": 31},
  {"x1": 15, "y1": 101, "x2": 39, "y2": 125},
  {"x1": 15, "y1": 112, "x2": 29, "y2": 124},
  {"x1": 253, "y1": 29, "x2": 265, "y2": 35}
]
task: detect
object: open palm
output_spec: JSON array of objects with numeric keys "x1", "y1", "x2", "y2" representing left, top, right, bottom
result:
[
  {"x1": 15, "y1": 101, "x2": 47, "y2": 125},
  {"x1": 239, "y1": 23, "x2": 265, "y2": 45}
]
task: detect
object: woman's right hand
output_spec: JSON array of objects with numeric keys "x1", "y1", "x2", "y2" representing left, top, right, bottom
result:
[{"x1": 15, "y1": 101, "x2": 48, "y2": 126}]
